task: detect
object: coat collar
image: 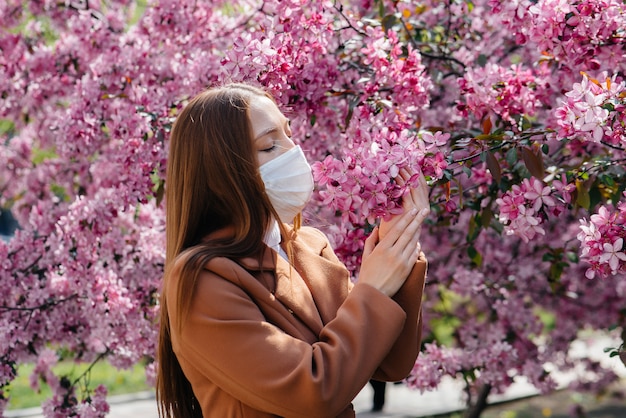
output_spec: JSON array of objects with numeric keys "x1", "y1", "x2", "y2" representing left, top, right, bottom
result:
[
  {"x1": 203, "y1": 224, "x2": 332, "y2": 334},
  {"x1": 204, "y1": 224, "x2": 317, "y2": 272},
  {"x1": 203, "y1": 225, "x2": 285, "y2": 271}
]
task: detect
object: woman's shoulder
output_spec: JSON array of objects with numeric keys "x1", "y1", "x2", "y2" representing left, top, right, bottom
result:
[
  {"x1": 170, "y1": 245, "x2": 249, "y2": 277},
  {"x1": 288, "y1": 225, "x2": 349, "y2": 269},
  {"x1": 295, "y1": 225, "x2": 330, "y2": 242},
  {"x1": 287, "y1": 225, "x2": 332, "y2": 252}
]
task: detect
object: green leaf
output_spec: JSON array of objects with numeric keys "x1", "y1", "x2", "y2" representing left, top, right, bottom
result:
[
  {"x1": 467, "y1": 245, "x2": 483, "y2": 267},
  {"x1": 566, "y1": 252, "x2": 579, "y2": 263},
  {"x1": 467, "y1": 216, "x2": 481, "y2": 242},
  {"x1": 576, "y1": 179, "x2": 591, "y2": 210},
  {"x1": 543, "y1": 253, "x2": 555, "y2": 262},
  {"x1": 506, "y1": 147, "x2": 518, "y2": 167},
  {"x1": 0, "y1": 119, "x2": 15, "y2": 137},
  {"x1": 589, "y1": 184, "x2": 603, "y2": 210},
  {"x1": 50, "y1": 184, "x2": 69, "y2": 202},
  {"x1": 602, "y1": 102, "x2": 615, "y2": 112},
  {"x1": 31, "y1": 147, "x2": 58, "y2": 165},
  {"x1": 430, "y1": 317, "x2": 460, "y2": 347},
  {"x1": 599, "y1": 173, "x2": 615, "y2": 187},
  {"x1": 549, "y1": 262, "x2": 565, "y2": 282},
  {"x1": 155, "y1": 180, "x2": 165, "y2": 207},
  {"x1": 382, "y1": 14, "x2": 398, "y2": 32},
  {"x1": 481, "y1": 206, "x2": 493, "y2": 228}
]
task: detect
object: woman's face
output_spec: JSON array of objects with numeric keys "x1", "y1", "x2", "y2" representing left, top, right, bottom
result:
[{"x1": 248, "y1": 95, "x2": 295, "y2": 167}]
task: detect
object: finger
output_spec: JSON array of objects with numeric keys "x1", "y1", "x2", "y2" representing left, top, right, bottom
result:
[
  {"x1": 412, "y1": 172, "x2": 430, "y2": 206},
  {"x1": 363, "y1": 226, "x2": 379, "y2": 257},
  {"x1": 398, "y1": 170, "x2": 416, "y2": 210},
  {"x1": 396, "y1": 169, "x2": 407, "y2": 187},
  {"x1": 399, "y1": 225, "x2": 423, "y2": 264},
  {"x1": 401, "y1": 167, "x2": 428, "y2": 209},
  {"x1": 401, "y1": 224, "x2": 422, "y2": 258},
  {"x1": 417, "y1": 171, "x2": 429, "y2": 193},
  {"x1": 392, "y1": 208, "x2": 429, "y2": 251},
  {"x1": 378, "y1": 207, "x2": 419, "y2": 247},
  {"x1": 410, "y1": 241, "x2": 423, "y2": 263}
]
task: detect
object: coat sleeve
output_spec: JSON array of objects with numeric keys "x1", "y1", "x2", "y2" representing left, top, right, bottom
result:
[
  {"x1": 310, "y1": 226, "x2": 428, "y2": 382},
  {"x1": 372, "y1": 255, "x2": 427, "y2": 381},
  {"x1": 172, "y1": 266, "x2": 410, "y2": 418}
]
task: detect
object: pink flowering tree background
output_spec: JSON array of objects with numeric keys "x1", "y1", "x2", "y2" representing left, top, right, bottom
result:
[{"x1": 1, "y1": 0, "x2": 625, "y2": 416}]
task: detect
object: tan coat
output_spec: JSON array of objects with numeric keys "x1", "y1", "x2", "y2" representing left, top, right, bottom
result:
[{"x1": 166, "y1": 225, "x2": 427, "y2": 418}]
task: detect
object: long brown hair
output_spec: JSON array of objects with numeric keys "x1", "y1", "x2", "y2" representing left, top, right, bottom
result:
[{"x1": 156, "y1": 83, "x2": 290, "y2": 418}]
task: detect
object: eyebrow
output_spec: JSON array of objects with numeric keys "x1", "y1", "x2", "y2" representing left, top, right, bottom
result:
[
  {"x1": 254, "y1": 127, "x2": 278, "y2": 142},
  {"x1": 253, "y1": 118, "x2": 290, "y2": 141}
]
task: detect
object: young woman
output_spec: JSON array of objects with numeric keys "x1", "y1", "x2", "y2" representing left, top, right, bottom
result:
[{"x1": 156, "y1": 83, "x2": 430, "y2": 418}]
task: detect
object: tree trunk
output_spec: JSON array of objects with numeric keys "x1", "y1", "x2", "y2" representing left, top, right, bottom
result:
[{"x1": 464, "y1": 383, "x2": 492, "y2": 418}]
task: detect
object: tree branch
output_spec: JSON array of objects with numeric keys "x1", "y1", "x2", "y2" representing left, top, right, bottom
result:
[
  {"x1": 0, "y1": 294, "x2": 80, "y2": 314},
  {"x1": 464, "y1": 383, "x2": 492, "y2": 418}
]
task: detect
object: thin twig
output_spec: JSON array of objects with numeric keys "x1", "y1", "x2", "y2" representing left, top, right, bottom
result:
[
  {"x1": 333, "y1": 1, "x2": 368, "y2": 36},
  {"x1": 0, "y1": 294, "x2": 80, "y2": 313},
  {"x1": 71, "y1": 350, "x2": 110, "y2": 388}
]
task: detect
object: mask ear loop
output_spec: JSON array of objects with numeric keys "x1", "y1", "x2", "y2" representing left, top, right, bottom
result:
[{"x1": 293, "y1": 213, "x2": 302, "y2": 231}]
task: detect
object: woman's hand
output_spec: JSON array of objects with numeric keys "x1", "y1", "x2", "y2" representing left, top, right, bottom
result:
[
  {"x1": 358, "y1": 206, "x2": 429, "y2": 297},
  {"x1": 379, "y1": 168, "x2": 430, "y2": 242}
]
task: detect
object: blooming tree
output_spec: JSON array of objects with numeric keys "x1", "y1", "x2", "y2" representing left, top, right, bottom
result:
[{"x1": 0, "y1": 0, "x2": 624, "y2": 416}]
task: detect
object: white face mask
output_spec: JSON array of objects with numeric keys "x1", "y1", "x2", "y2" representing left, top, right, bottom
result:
[{"x1": 259, "y1": 145, "x2": 314, "y2": 223}]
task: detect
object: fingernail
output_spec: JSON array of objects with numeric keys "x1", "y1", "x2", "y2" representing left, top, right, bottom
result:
[
  {"x1": 410, "y1": 208, "x2": 418, "y2": 216},
  {"x1": 420, "y1": 208, "x2": 429, "y2": 215}
]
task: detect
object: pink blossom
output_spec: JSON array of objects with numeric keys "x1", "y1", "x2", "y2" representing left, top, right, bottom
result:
[
  {"x1": 599, "y1": 238, "x2": 626, "y2": 273},
  {"x1": 523, "y1": 177, "x2": 556, "y2": 211}
]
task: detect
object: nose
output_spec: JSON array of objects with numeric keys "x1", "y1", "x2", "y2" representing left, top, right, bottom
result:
[{"x1": 278, "y1": 135, "x2": 295, "y2": 153}]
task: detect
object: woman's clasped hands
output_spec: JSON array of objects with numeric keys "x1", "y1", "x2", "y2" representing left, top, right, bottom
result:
[{"x1": 357, "y1": 168, "x2": 430, "y2": 297}]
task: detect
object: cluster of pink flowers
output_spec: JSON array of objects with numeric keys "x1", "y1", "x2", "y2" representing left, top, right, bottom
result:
[
  {"x1": 1, "y1": 0, "x2": 625, "y2": 415},
  {"x1": 313, "y1": 129, "x2": 422, "y2": 223},
  {"x1": 495, "y1": 177, "x2": 571, "y2": 243},
  {"x1": 359, "y1": 26, "x2": 433, "y2": 114},
  {"x1": 555, "y1": 72, "x2": 626, "y2": 148},
  {"x1": 407, "y1": 339, "x2": 521, "y2": 395},
  {"x1": 406, "y1": 343, "x2": 463, "y2": 392},
  {"x1": 490, "y1": 0, "x2": 626, "y2": 77},
  {"x1": 458, "y1": 63, "x2": 552, "y2": 125},
  {"x1": 311, "y1": 128, "x2": 447, "y2": 267},
  {"x1": 578, "y1": 196, "x2": 626, "y2": 279},
  {"x1": 41, "y1": 384, "x2": 109, "y2": 418}
]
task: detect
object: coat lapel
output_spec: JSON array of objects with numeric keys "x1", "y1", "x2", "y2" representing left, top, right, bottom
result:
[
  {"x1": 287, "y1": 228, "x2": 351, "y2": 325},
  {"x1": 273, "y1": 253, "x2": 324, "y2": 336},
  {"x1": 220, "y1": 224, "x2": 350, "y2": 337},
  {"x1": 238, "y1": 243, "x2": 325, "y2": 336}
]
